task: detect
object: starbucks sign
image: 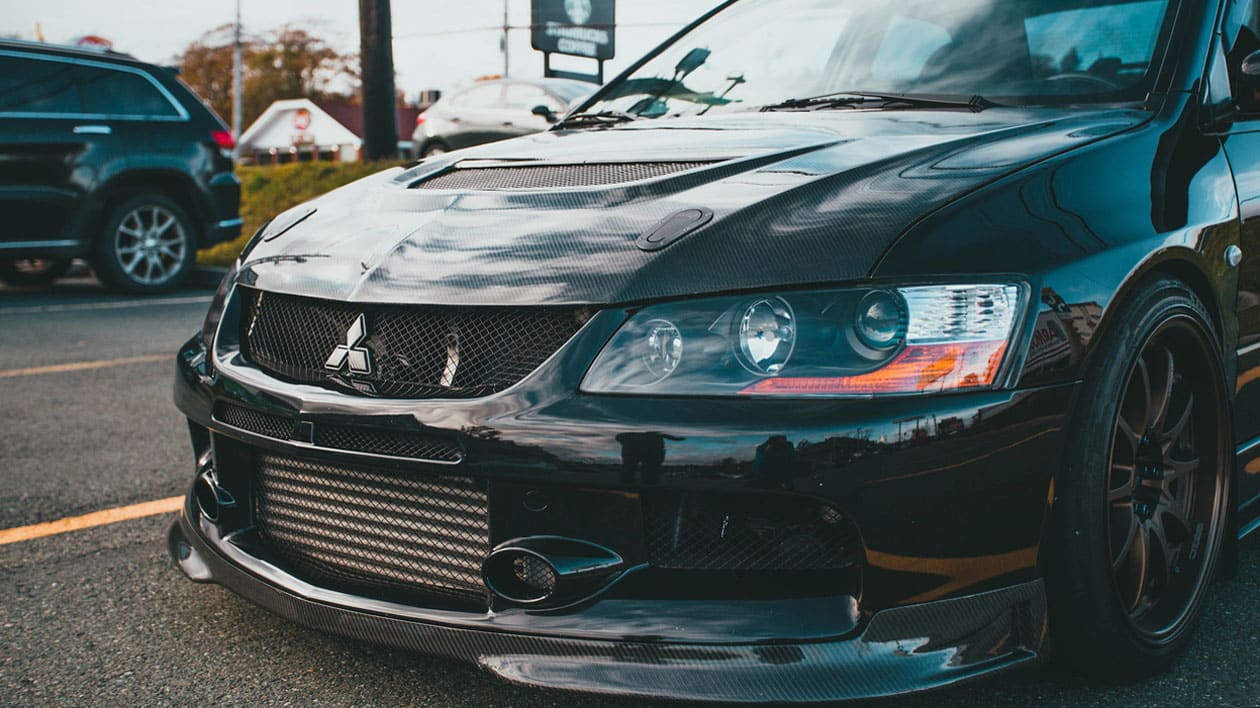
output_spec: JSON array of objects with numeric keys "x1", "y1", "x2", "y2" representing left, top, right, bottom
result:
[{"x1": 532, "y1": 0, "x2": 615, "y2": 60}]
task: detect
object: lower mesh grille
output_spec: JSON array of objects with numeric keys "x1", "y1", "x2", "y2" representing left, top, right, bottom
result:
[
  {"x1": 253, "y1": 453, "x2": 490, "y2": 608},
  {"x1": 215, "y1": 403, "x2": 294, "y2": 440},
  {"x1": 643, "y1": 492, "x2": 862, "y2": 571},
  {"x1": 313, "y1": 425, "x2": 463, "y2": 463}
]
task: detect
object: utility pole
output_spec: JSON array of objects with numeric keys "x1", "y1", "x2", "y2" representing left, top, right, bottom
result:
[
  {"x1": 232, "y1": 0, "x2": 243, "y2": 145},
  {"x1": 501, "y1": 0, "x2": 510, "y2": 77},
  {"x1": 359, "y1": 0, "x2": 397, "y2": 161}
]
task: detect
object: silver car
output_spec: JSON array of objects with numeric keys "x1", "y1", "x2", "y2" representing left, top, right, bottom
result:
[{"x1": 411, "y1": 78, "x2": 593, "y2": 158}]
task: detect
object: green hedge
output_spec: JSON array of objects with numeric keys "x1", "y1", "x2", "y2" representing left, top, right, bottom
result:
[{"x1": 199, "y1": 161, "x2": 403, "y2": 267}]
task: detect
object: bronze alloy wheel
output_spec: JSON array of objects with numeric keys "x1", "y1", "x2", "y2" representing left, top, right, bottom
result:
[
  {"x1": 1047, "y1": 278, "x2": 1230, "y2": 675},
  {"x1": 1106, "y1": 318, "x2": 1227, "y2": 640}
]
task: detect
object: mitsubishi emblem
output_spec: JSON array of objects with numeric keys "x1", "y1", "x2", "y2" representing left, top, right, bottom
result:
[{"x1": 325, "y1": 314, "x2": 374, "y2": 375}]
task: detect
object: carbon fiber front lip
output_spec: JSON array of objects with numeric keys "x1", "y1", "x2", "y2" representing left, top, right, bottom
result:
[{"x1": 170, "y1": 510, "x2": 1048, "y2": 703}]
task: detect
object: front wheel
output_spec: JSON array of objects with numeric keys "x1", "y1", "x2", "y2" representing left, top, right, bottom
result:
[
  {"x1": 1047, "y1": 277, "x2": 1230, "y2": 675},
  {"x1": 92, "y1": 194, "x2": 196, "y2": 294}
]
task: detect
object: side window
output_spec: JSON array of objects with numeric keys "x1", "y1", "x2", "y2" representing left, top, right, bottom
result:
[
  {"x1": 1224, "y1": 0, "x2": 1260, "y2": 115},
  {"x1": 0, "y1": 55, "x2": 82, "y2": 114},
  {"x1": 503, "y1": 84, "x2": 560, "y2": 111},
  {"x1": 77, "y1": 66, "x2": 179, "y2": 118},
  {"x1": 452, "y1": 84, "x2": 504, "y2": 109}
]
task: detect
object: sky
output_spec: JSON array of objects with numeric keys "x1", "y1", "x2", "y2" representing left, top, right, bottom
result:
[{"x1": 1, "y1": 0, "x2": 723, "y2": 98}]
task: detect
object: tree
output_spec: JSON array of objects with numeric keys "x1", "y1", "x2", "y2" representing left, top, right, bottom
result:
[{"x1": 178, "y1": 25, "x2": 359, "y2": 128}]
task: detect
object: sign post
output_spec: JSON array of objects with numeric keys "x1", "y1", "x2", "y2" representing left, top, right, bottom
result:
[{"x1": 531, "y1": 0, "x2": 616, "y2": 84}]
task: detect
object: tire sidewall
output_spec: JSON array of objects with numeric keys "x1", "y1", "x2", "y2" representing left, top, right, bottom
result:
[
  {"x1": 1048, "y1": 277, "x2": 1230, "y2": 672},
  {"x1": 93, "y1": 194, "x2": 196, "y2": 294}
]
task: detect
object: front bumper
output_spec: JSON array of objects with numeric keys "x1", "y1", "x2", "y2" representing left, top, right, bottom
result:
[
  {"x1": 170, "y1": 507, "x2": 1046, "y2": 702},
  {"x1": 171, "y1": 328, "x2": 1073, "y2": 701}
]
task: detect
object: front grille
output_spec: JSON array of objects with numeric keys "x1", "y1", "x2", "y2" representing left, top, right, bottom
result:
[
  {"x1": 254, "y1": 452, "x2": 490, "y2": 608},
  {"x1": 215, "y1": 402, "x2": 294, "y2": 440},
  {"x1": 416, "y1": 162, "x2": 715, "y2": 191},
  {"x1": 313, "y1": 424, "x2": 463, "y2": 463},
  {"x1": 239, "y1": 288, "x2": 587, "y2": 399},
  {"x1": 644, "y1": 492, "x2": 862, "y2": 571}
]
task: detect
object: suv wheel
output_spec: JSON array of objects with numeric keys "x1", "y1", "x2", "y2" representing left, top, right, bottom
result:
[
  {"x1": 93, "y1": 194, "x2": 196, "y2": 294},
  {"x1": 1047, "y1": 277, "x2": 1230, "y2": 676},
  {"x1": 0, "y1": 258, "x2": 71, "y2": 287}
]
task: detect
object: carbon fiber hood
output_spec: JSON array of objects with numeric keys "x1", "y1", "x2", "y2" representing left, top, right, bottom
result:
[{"x1": 238, "y1": 108, "x2": 1147, "y2": 306}]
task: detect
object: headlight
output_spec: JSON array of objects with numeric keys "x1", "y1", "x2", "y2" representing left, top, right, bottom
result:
[
  {"x1": 200, "y1": 261, "x2": 237, "y2": 348},
  {"x1": 580, "y1": 283, "x2": 1027, "y2": 397}
]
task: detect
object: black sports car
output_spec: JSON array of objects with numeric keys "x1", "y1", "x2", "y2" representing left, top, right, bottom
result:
[{"x1": 170, "y1": 0, "x2": 1260, "y2": 701}]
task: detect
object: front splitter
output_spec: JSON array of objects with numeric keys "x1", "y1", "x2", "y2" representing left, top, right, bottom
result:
[{"x1": 169, "y1": 511, "x2": 1047, "y2": 703}]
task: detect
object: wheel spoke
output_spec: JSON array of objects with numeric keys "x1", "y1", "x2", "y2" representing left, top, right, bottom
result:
[
  {"x1": 1116, "y1": 415, "x2": 1141, "y2": 454},
  {"x1": 1150, "y1": 346, "x2": 1175, "y2": 429},
  {"x1": 1165, "y1": 456, "x2": 1199, "y2": 483},
  {"x1": 1109, "y1": 465, "x2": 1134, "y2": 503},
  {"x1": 1126, "y1": 526, "x2": 1150, "y2": 613},
  {"x1": 1161, "y1": 392, "x2": 1194, "y2": 456},
  {"x1": 1112, "y1": 513, "x2": 1139, "y2": 570},
  {"x1": 154, "y1": 213, "x2": 175, "y2": 235},
  {"x1": 1134, "y1": 356, "x2": 1153, "y2": 428},
  {"x1": 1148, "y1": 518, "x2": 1175, "y2": 589},
  {"x1": 118, "y1": 225, "x2": 143, "y2": 239}
]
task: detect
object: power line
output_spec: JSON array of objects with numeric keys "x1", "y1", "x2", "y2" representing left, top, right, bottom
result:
[{"x1": 392, "y1": 21, "x2": 685, "y2": 40}]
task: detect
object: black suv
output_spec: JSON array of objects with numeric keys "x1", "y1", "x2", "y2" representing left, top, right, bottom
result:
[{"x1": 0, "y1": 40, "x2": 240, "y2": 293}]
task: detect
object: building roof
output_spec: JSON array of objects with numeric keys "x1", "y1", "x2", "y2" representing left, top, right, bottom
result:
[{"x1": 237, "y1": 97, "x2": 420, "y2": 152}]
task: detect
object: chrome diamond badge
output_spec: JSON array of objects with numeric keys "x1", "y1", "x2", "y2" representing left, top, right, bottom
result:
[{"x1": 325, "y1": 314, "x2": 374, "y2": 375}]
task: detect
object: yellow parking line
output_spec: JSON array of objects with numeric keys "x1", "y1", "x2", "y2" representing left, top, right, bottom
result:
[
  {"x1": 0, "y1": 354, "x2": 169, "y2": 379},
  {"x1": 0, "y1": 496, "x2": 184, "y2": 546}
]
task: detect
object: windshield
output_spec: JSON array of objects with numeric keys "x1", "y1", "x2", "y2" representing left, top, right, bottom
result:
[{"x1": 586, "y1": 0, "x2": 1177, "y2": 118}]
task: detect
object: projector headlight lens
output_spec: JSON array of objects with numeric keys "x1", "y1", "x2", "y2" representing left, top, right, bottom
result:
[
  {"x1": 581, "y1": 283, "x2": 1027, "y2": 397},
  {"x1": 737, "y1": 297, "x2": 796, "y2": 374}
]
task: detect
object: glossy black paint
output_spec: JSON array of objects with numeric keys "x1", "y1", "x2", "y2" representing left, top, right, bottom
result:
[
  {"x1": 172, "y1": 0, "x2": 1260, "y2": 701},
  {"x1": 0, "y1": 40, "x2": 240, "y2": 257}
]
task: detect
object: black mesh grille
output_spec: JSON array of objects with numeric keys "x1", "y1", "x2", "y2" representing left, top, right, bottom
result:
[
  {"x1": 313, "y1": 424, "x2": 463, "y2": 463},
  {"x1": 215, "y1": 403, "x2": 294, "y2": 440},
  {"x1": 239, "y1": 288, "x2": 587, "y2": 399},
  {"x1": 644, "y1": 493, "x2": 862, "y2": 571},
  {"x1": 253, "y1": 453, "x2": 490, "y2": 608},
  {"x1": 416, "y1": 162, "x2": 715, "y2": 191}
]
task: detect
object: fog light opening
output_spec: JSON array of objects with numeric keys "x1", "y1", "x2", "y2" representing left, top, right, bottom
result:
[
  {"x1": 483, "y1": 549, "x2": 558, "y2": 604},
  {"x1": 194, "y1": 469, "x2": 235, "y2": 524},
  {"x1": 194, "y1": 472, "x2": 220, "y2": 522}
]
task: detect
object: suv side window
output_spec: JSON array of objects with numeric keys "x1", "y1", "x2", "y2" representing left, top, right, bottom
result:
[
  {"x1": 0, "y1": 55, "x2": 82, "y2": 114},
  {"x1": 77, "y1": 65, "x2": 180, "y2": 118},
  {"x1": 1224, "y1": 0, "x2": 1260, "y2": 115},
  {"x1": 504, "y1": 84, "x2": 563, "y2": 112}
]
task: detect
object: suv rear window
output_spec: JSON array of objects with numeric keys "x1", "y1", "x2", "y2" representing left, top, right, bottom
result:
[
  {"x1": 0, "y1": 55, "x2": 81, "y2": 114},
  {"x1": 77, "y1": 65, "x2": 180, "y2": 118}
]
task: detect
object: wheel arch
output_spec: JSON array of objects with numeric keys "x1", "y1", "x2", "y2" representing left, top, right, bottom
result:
[{"x1": 89, "y1": 170, "x2": 208, "y2": 247}]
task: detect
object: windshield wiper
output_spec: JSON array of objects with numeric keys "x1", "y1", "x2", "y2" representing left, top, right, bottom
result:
[
  {"x1": 553, "y1": 110, "x2": 640, "y2": 130},
  {"x1": 762, "y1": 92, "x2": 999, "y2": 113}
]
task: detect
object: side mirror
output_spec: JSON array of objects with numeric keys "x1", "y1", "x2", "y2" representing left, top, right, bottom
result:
[
  {"x1": 1243, "y1": 49, "x2": 1260, "y2": 78},
  {"x1": 675, "y1": 47, "x2": 711, "y2": 77},
  {"x1": 532, "y1": 105, "x2": 558, "y2": 124}
]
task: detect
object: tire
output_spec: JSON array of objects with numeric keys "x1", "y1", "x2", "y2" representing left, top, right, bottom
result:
[
  {"x1": 91, "y1": 193, "x2": 196, "y2": 294},
  {"x1": 0, "y1": 258, "x2": 71, "y2": 287},
  {"x1": 421, "y1": 141, "x2": 448, "y2": 159},
  {"x1": 1046, "y1": 276, "x2": 1231, "y2": 676}
]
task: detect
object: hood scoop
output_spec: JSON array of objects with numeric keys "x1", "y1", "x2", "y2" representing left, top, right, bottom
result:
[{"x1": 414, "y1": 160, "x2": 719, "y2": 191}]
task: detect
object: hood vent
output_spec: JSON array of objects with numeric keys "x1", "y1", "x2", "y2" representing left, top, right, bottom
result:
[{"x1": 415, "y1": 161, "x2": 717, "y2": 191}]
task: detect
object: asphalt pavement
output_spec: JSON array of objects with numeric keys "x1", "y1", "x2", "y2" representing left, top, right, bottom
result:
[{"x1": 1, "y1": 273, "x2": 1258, "y2": 706}]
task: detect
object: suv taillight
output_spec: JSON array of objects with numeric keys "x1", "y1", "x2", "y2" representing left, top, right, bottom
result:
[
  {"x1": 416, "y1": 112, "x2": 427, "y2": 127},
  {"x1": 211, "y1": 130, "x2": 235, "y2": 150}
]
